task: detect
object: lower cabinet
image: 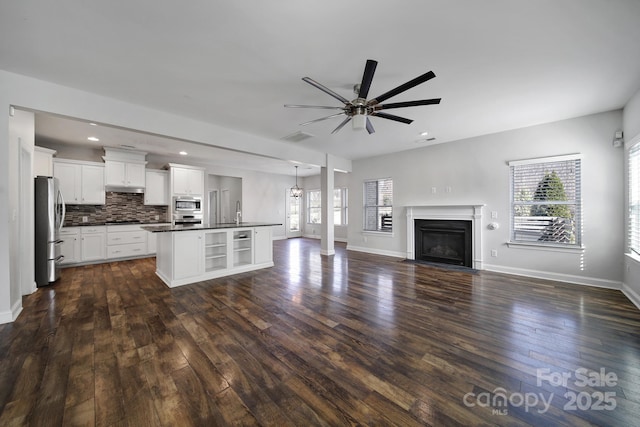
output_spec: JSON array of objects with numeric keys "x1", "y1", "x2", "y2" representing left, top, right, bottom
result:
[
  {"x1": 173, "y1": 231, "x2": 203, "y2": 280},
  {"x1": 107, "y1": 225, "x2": 147, "y2": 259},
  {"x1": 154, "y1": 226, "x2": 275, "y2": 288},
  {"x1": 60, "y1": 227, "x2": 81, "y2": 264},
  {"x1": 81, "y1": 226, "x2": 106, "y2": 262}
]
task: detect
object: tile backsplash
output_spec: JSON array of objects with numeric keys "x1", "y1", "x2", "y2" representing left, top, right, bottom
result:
[{"x1": 64, "y1": 192, "x2": 169, "y2": 226}]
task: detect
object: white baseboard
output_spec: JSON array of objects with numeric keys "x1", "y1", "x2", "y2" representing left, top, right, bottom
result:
[
  {"x1": 302, "y1": 234, "x2": 347, "y2": 243},
  {"x1": 346, "y1": 244, "x2": 405, "y2": 258},
  {"x1": 0, "y1": 299, "x2": 23, "y2": 325},
  {"x1": 483, "y1": 264, "x2": 622, "y2": 290},
  {"x1": 622, "y1": 283, "x2": 640, "y2": 310}
]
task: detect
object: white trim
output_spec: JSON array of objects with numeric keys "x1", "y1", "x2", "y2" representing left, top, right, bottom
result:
[
  {"x1": 507, "y1": 241, "x2": 585, "y2": 253},
  {"x1": 483, "y1": 263, "x2": 622, "y2": 289},
  {"x1": 405, "y1": 204, "x2": 484, "y2": 269},
  {"x1": 622, "y1": 283, "x2": 640, "y2": 311},
  {"x1": 508, "y1": 153, "x2": 582, "y2": 166},
  {"x1": 346, "y1": 244, "x2": 405, "y2": 258},
  {"x1": 362, "y1": 230, "x2": 394, "y2": 237},
  {"x1": 0, "y1": 299, "x2": 23, "y2": 324}
]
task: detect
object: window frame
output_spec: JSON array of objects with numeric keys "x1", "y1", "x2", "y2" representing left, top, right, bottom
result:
[
  {"x1": 306, "y1": 189, "x2": 321, "y2": 224},
  {"x1": 334, "y1": 187, "x2": 348, "y2": 226},
  {"x1": 363, "y1": 177, "x2": 393, "y2": 233},
  {"x1": 508, "y1": 154, "x2": 583, "y2": 250},
  {"x1": 629, "y1": 142, "x2": 640, "y2": 256}
]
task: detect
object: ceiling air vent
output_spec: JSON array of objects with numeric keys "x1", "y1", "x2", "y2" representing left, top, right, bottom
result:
[{"x1": 282, "y1": 131, "x2": 314, "y2": 143}]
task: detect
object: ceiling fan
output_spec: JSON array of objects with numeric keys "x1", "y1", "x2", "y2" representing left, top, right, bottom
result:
[{"x1": 284, "y1": 59, "x2": 441, "y2": 134}]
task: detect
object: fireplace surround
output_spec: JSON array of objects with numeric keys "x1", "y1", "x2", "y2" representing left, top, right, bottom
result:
[{"x1": 406, "y1": 205, "x2": 484, "y2": 269}]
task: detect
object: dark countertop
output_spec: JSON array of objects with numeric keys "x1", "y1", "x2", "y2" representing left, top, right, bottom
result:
[
  {"x1": 64, "y1": 221, "x2": 170, "y2": 227},
  {"x1": 142, "y1": 222, "x2": 282, "y2": 233}
]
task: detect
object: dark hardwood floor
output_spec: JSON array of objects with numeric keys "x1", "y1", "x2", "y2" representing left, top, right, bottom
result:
[{"x1": 1, "y1": 238, "x2": 640, "y2": 426}]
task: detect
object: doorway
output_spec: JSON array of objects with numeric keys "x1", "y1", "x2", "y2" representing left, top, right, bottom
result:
[{"x1": 286, "y1": 190, "x2": 302, "y2": 238}]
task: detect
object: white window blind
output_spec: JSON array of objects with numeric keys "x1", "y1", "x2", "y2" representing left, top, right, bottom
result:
[
  {"x1": 363, "y1": 178, "x2": 393, "y2": 232},
  {"x1": 307, "y1": 190, "x2": 321, "y2": 224},
  {"x1": 629, "y1": 144, "x2": 640, "y2": 255},
  {"x1": 509, "y1": 155, "x2": 582, "y2": 247},
  {"x1": 334, "y1": 188, "x2": 348, "y2": 226}
]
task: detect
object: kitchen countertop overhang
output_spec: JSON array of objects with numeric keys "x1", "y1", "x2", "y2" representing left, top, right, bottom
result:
[{"x1": 142, "y1": 222, "x2": 282, "y2": 233}]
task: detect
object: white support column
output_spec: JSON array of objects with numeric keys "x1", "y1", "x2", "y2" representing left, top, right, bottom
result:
[{"x1": 320, "y1": 154, "x2": 335, "y2": 256}]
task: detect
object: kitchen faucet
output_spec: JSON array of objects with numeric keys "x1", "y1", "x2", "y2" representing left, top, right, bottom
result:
[{"x1": 235, "y1": 200, "x2": 241, "y2": 225}]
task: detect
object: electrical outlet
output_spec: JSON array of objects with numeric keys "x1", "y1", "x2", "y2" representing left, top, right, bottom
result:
[
  {"x1": 431, "y1": 187, "x2": 437, "y2": 194},
  {"x1": 445, "y1": 186, "x2": 452, "y2": 193},
  {"x1": 363, "y1": 236, "x2": 367, "y2": 243},
  {"x1": 82, "y1": 216, "x2": 88, "y2": 223},
  {"x1": 491, "y1": 211, "x2": 498, "y2": 219},
  {"x1": 491, "y1": 249, "x2": 498, "y2": 257}
]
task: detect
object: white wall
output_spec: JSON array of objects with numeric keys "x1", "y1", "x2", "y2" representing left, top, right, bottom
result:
[
  {"x1": 348, "y1": 110, "x2": 625, "y2": 288},
  {"x1": 301, "y1": 172, "x2": 350, "y2": 241},
  {"x1": 623, "y1": 88, "x2": 640, "y2": 307}
]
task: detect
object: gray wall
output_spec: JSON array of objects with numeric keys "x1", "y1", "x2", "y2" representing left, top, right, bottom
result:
[{"x1": 347, "y1": 110, "x2": 624, "y2": 288}]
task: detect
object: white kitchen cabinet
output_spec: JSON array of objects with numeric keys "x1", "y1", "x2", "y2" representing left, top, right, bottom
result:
[
  {"x1": 82, "y1": 165, "x2": 106, "y2": 204},
  {"x1": 59, "y1": 227, "x2": 80, "y2": 264},
  {"x1": 254, "y1": 226, "x2": 273, "y2": 265},
  {"x1": 81, "y1": 226, "x2": 106, "y2": 262},
  {"x1": 152, "y1": 225, "x2": 275, "y2": 287},
  {"x1": 103, "y1": 147, "x2": 147, "y2": 189},
  {"x1": 54, "y1": 159, "x2": 105, "y2": 205},
  {"x1": 173, "y1": 231, "x2": 203, "y2": 280},
  {"x1": 170, "y1": 164, "x2": 204, "y2": 196},
  {"x1": 105, "y1": 160, "x2": 146, "y2": 188},
  {"x1": 107, "y1": 224, "x2": 148, "y2": 259},
  {"x1": 34, "y1": 146, "x2": 56, "y2": 177},
  {"x1": 144, "y1": 170, "x2": 169, "y2": 205}
]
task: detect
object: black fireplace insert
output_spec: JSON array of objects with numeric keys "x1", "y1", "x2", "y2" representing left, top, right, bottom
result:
[{"x1": 414, "y1": 219, "x2": 472, "y2": 267}]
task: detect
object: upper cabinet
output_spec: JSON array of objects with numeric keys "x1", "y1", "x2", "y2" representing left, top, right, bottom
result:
[
  {"x1": 169, "y1": 164, "x2": 205, "y2": 196},
  {"x1": 144, "y1": 170, "x2": 169, "y2": 205},
  {"x1": 34, "y1": 146, "x2": 56, "y2": 177},
  {"x1": 103, "y1": 148, "x2": 147, "y2": 190},
  {"x1": 54, "y1": 159, "x2": 105, "y2": 205}
]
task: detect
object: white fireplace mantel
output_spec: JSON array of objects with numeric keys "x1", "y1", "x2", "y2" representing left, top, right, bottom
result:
[{"x1": 406, "y1": 204, "x2": 485, "y2": 269}]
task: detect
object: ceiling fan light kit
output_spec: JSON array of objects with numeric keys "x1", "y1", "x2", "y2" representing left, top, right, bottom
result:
[{"x1": 285, "y1": 59, "x2": 441, "y2": 135}]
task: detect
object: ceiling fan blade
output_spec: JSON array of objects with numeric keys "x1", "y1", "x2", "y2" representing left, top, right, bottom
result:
[
  {"x1": 331, "y1": 117, "x2": 351, "y2": 134},
  {"x1": 284, "y1": 104, "x2": 345, "y2": 110},
  {"x1": 377, "y1": 98, "x2": 441, "y2": 110},
  {"x1": 302, "y1": 77, "x2": 350, "y2": 104},
  {"x1": 365, "y1": 117, "x2": 375, "y2": 134},
  {"x1": 373, "y1": 112, "x2": 413, "y2": 124},
  {"x1": 300, "y1": 112, "x2": 346, "y2": 126},
  {"x1": 358, "y1": 59, "x2": 378, "y2": 99},
  {"x1": 368, "y1": 71, "x2": 436, "y2": 105}
]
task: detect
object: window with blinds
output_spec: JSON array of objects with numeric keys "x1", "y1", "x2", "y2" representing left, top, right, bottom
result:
[
  {"x1": 363, "y1": 178, "x2": 393, "y2": 232},
  {"x1": 509, "y1": 154, "x2": 582, "y2": 247},
  {"x1": 629, "y1": 144, "x2": 640, "y2": 255},
  {"x1": 307, "y1": 190, "x2": 321, "y2": 224}
]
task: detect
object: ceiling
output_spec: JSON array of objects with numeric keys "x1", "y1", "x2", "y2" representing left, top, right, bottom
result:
[{"x1": 2, "y1": 1, "x2": 640, "y2": 176}]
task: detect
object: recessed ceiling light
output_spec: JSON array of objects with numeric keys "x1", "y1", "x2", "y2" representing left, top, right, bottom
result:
[
  {"x1": 89, "y1": 122, "x2": 97, "y2": 126},
  {"x1": 87, "y1": 136, "x2": 99, "y2": 142},
  {"x1": 420, "y1": 131, "x2": 429, "y2": 136},
  {"x1": 179, "y1": 151, "x2": 188, "y2": 155}
]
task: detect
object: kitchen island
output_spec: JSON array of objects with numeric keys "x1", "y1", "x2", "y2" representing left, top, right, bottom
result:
[{"x1": 142, "y1": 222, "x2": 280, "y2": 288}]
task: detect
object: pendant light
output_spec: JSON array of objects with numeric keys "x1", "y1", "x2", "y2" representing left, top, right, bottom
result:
[{"x1": 290, "y1": 165, "x2": 303, "y2": 198}]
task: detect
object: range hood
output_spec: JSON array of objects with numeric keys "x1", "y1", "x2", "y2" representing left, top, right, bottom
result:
[{"x1": 105, "y1": 185, "x2": 144, "y2": 194}]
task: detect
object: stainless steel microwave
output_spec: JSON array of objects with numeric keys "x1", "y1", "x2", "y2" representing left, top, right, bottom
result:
[{"x1": 173, "y1": 196, "x2": 202, "y2": 214}]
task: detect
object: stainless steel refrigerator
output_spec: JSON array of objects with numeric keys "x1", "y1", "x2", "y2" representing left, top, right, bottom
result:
[{"x1": 34, "y1": 176, "x2": 66, "y2": 287}]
